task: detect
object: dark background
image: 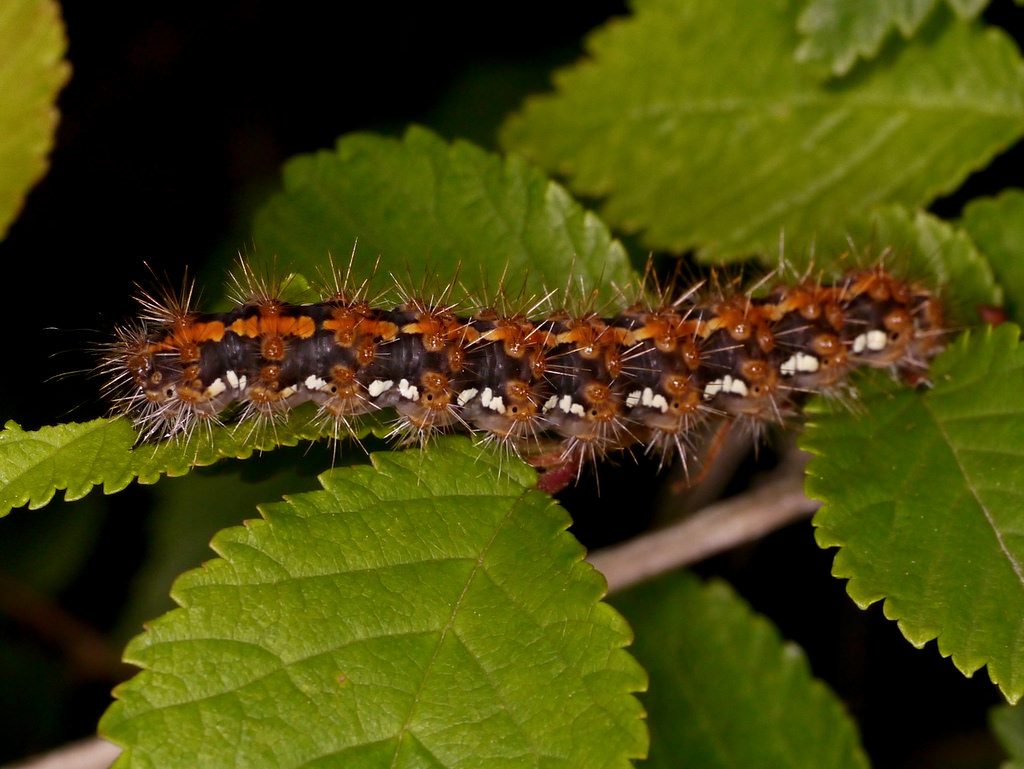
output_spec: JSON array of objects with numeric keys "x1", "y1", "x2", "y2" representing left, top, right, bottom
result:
[{"x1": 0, "y1": 2, "x2": 1020, "y2": 766}]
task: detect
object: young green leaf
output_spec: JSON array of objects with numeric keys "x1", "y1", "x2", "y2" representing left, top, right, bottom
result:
[
  {"x1": 100, "y1": 438, "x2": 648, "y2": 769},
  {"x1": 961, "y1": 189, "x2": 1024, "y2": 325},
  {"x1": 805, "y1": 324, "x2": 1024, "y2": 703},
  {"x1": 795, "y1": 0, "x2": 989, "y2": 77},
  {"x1": 253, "y1": 125, "x2": 636, "y2": 305},
  {"x1": 613, "y1": 572, "x2": 868, "y2": 769},
  {"x1": 500, "y1": 0, "x2": 1024, "y2": 261},
  {"x1": 0, "y1": 412, "x2": 355, "y2": 518},
  {"x1": 0, "y1": 0, "x2": 70, "y2": 240}
]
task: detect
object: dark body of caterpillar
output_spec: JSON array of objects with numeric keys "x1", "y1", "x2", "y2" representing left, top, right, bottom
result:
[{"x1": 105, "y1": 268, "x2": 945, "y2": 473}]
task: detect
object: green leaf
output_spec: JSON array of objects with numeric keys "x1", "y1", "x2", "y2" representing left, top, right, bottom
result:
[
  {"x1": 254, "y1": 125, "x2": 636, "y2": 305},
  {"x1": 795, "y1": 0, "x2": 988, "y2": 77},
  {"x1": 0, "y1": 412, "x2": 362, "y2": 518},
  {"x1": 0, "y1": 0, "x2": 70, "y2": 240},
  {"x1": 500, "y1": 0, "x2": 1024, "y2": 261},
  {"x1": 991, "y1": 703, "x2": 1024, "y2": 769},
  {"x1": 100, "y1": 438, "x2": 648, "y2": 768},
  {"x1": 613, "y1": 573, "x2": 868, "y2": 769},
  {"x1": 805, "y1": 324, "x2": 1024, "y2": 703},
  {"x1": 961, "y1": 189, "x2": 1024, "y2": 325}
]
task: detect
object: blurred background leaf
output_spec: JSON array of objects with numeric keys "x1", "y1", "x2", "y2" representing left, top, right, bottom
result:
[
  {"x1": 613, "y1": 572, "x2": 870, "y2": 769},
  {"x1": 795, "y1": 0, "x2": 989, "y2": 77},
  {"x1": 501, "y1": 0, "x2": 1024, "y2": 261}
]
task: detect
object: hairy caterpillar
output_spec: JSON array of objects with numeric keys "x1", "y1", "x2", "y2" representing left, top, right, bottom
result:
[{"x1": 102, "y1": 261, "x2": 946, "y2": 489}]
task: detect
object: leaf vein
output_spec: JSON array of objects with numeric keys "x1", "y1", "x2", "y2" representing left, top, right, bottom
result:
[
  {"x1": 388, "y1": 494, "x2": 532, "y2": 767},
  {"x1": 926, "y1": 402, "x2": 1024, "y2": 590}
]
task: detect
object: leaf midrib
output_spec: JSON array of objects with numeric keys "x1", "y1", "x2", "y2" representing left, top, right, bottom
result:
[
  {"x1": 623, "y1": 96, "x2": 1023, "y2": 120},
  {"x1": 389, "y1": 494, "x2": 537, "y2": 767}
]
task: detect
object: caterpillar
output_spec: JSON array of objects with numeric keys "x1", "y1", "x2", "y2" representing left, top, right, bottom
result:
[{"x1": 102, "y1": 261, "x2": 946, "y2": 489}]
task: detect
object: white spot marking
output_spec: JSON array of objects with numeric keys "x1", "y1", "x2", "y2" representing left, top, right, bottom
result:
[
  {"x1": 626, "y1": 390, "x2": 642, "y2": 408},
  {"x1": 569, "y1": 402, "x2": 586, "y2": 417},
  {"x1": 226, "y1": 370, "x2": 241, "y2": 389},
  {"x1": 542, "y1": 395, "x2": 558, "y2": 413},
  {"x1": 457, "y1": 387, "x2": 478, "y2": 406},
  {"x1": 398, "y1": 378, "x2": 419, "y2": 401},
  {"x1": 635, "y1": 387, "x2": 670, "y2": 413},
  {"x1": 867, "y1": 329, "x2": 887, "y2": 351},
  {"x1": 852, "y1": 334, "x2": 867, "y2": 354},
  {"x1": 558, "y1": 395, "x2": 573, "y2": 413},
  {"x1": 780, "y1": 353, "x2": 819, "y2": 376},
  {"x1": 368, "y1": 379, "x2": 394, "y2": 398},
  {"x1": 798, "y1": 353, "x2": 820, "y2": 372},
  {"x1": 480, "y1": 387, "x2": 494, "y2": 407},
  {"x1": 704, "y1": 375, "x2": 748, "y2": 400},
  {"x1": 205, "y1": 378, "x2": 226, "y2": 398},
  {"x1": 304, "y1": 374, "x2": 328, "y2": 391},
  {"x1": 726, "y1": 376, "x2": 749, "y2": 397},
  {"x1": 477, "y1": 388, "x2": 505, "y2": 413}
]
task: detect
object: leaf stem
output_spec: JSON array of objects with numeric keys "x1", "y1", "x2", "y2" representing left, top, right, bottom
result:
[
  {"x1": 0, "y1": 738, "x2": 120, "y2": 769},
  {"x1": 589, "y1": 454, "x2": 819, "y2": 594}
]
